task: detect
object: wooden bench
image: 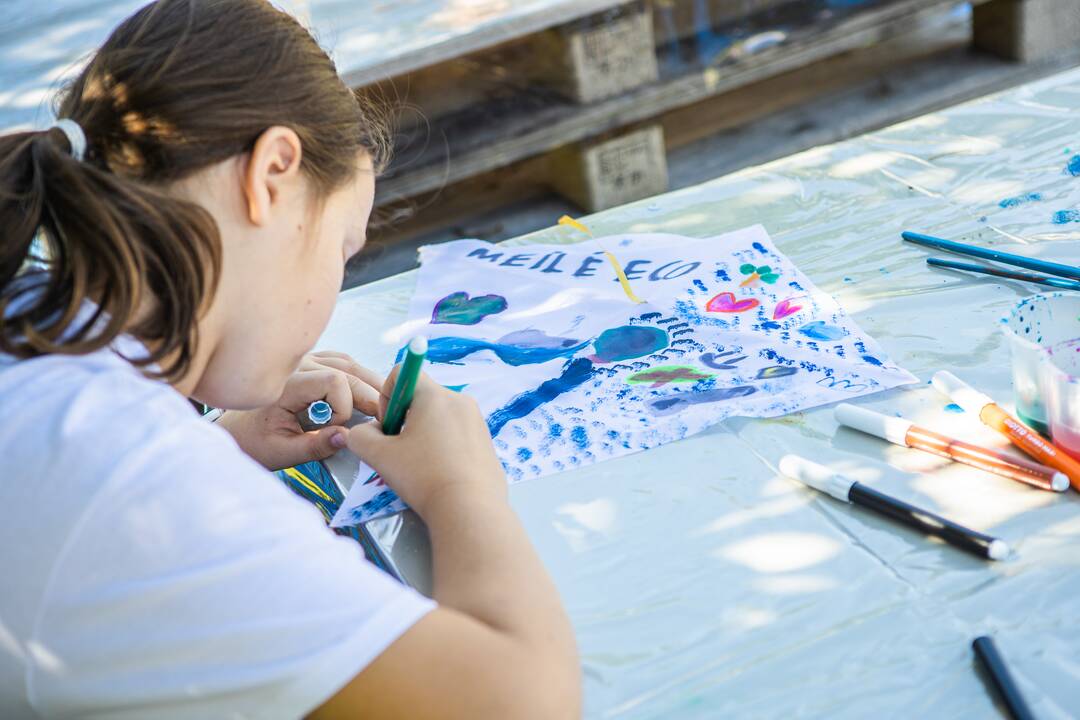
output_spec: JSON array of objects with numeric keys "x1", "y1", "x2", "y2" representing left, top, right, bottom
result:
[
  {"x1": 330, "y1": 0, "x2": 1080, "y2": 219},
  {"x1": 2, "y1": 1, "x2": 1077, "y2": 251}
]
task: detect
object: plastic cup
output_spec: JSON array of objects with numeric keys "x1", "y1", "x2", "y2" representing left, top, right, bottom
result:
[
  {"x1": 1043, "y1": 338, "x2": 1080, "y2": 460},
  {"x1": 1001, "y1": 293, "x2": 1080, "y2": 436}
]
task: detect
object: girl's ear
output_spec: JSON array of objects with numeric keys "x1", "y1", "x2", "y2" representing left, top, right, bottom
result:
[{"x1": 242, "y1": 126, "x2": 303, "y2": 226}]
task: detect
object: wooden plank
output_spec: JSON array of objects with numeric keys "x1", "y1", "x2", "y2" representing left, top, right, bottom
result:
[
  {"x1": 375, "y1": 0, "x2": 990, "y2": 203},
  {"x1": 329, "y1": 0, "x2": 633, "y2": 87},
  {"x1": 349, "y1": 16, "x2": 1080, "y2": 287},
  {"x1": 364, "y1": 0, "x2": 789, "y2": 134},
  {"x1": 548, "y1": 125, "x2": 668, "y2": 210},
  {"x1": 651, "y1": 0, "x2": 792, "y2": 46},
  {"x1": 973, "y1": 0, "x2": 1080, "y2": 62},
  {"x1": 542, "y1": 1, "x2": 659, "y2": 103}
]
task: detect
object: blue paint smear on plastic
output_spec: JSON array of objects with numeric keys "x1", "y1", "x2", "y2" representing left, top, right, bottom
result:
[
  {"x1": 715, "y1": 268, "x2": 731, "y2": 282},
  {"x1": 1053, "y1": 210, "x2": 1080, "y2": 225},
  {"x1": 487, "y1": 359, "x2": 595, "y2": 437},
  {"x1": 693, "y1": 279, "x2": 708, "y2": 292},
  {"x1": 861, "y1": 354, "x2": 883, "y2": 366},
  {"x1": 752, "y1": 241, "x2": 768, "y2": 254},
  {"x1": 424, "y1": 335, "x2": 588, "y2": 366},
  {"x1": 516, "y1": 447, "x2": 533, "y2": 461},
  {"x1": 944, "y1": 403, "x2": 964, "y2": 414},
  {"x1": 570, "y1": 426, "x2": 590, "y2": 449},
  {"x1": 999, "y1": 192, "x2": 1043, "y2": 208},
  {"x1": 1068, "y1": 154, "x2": 1080, "y2": 177}
]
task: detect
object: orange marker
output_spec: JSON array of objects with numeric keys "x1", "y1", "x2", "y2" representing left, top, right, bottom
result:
[
  {"x1": 932, "y1": 371, "x2": 1080, "y2": 490},
  {"x1": 835, "y1": 404, "x2": 1068, "y2": 492}
]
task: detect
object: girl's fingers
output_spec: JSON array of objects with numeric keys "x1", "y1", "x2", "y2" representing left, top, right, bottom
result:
[
  {"x1": 279, "y1": 369, "x2": 354, "y2": 423},
  {"x1": 307, "y1": 355, "x2": 385, "y2": 393},
  {"x1": 342, "y1": 372, "x2": 381, "y2": 418},
  {"x1": 307, "y1": 357, "x2": 382, "y2": 417},
  {"x1": 306, "y1": 425, "x2": 349, "y2": 460}
]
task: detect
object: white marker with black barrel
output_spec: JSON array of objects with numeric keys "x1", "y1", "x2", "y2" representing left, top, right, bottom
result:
[{"x1": 778, "y1": 455, "x2": 1009, "y2": 561}]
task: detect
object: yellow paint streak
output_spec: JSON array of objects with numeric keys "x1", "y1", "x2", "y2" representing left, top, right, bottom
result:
[
  {"x1": 604, "y1": 252, "x2": 646, "y2": 304},
  {"x1": 558, "y1": 214, "x2": 592, "y2": 235},
  {"x1": 282, "y1": 467, "x2": 333, "y2": 503},
  {"x1": 558, "y1": 215, "x2": 645, "y2": 304}
]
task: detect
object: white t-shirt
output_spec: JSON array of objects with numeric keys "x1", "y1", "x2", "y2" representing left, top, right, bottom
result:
[{"x1": 0, "y1": 339, "x2": 434, "y2": 719}]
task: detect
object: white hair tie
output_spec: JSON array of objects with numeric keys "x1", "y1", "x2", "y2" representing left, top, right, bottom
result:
[{"x1": 50, "y1": 118, "x2": 87, "y2": 161}]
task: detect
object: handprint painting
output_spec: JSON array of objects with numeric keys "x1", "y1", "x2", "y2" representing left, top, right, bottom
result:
[{"x1": 388, "y1": 225, "x2": 917, "y2": 484}]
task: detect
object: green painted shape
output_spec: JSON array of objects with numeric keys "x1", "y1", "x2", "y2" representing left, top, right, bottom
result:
[
  {"x1": 593, "y1": 325, "x2": 670, "y2": 363},
  {"x1": 431, "y1": 291, "x2": 508, "y2": 325},
  {"x1": 626, "y1": 365, "x2": 714, "y2": 386}
]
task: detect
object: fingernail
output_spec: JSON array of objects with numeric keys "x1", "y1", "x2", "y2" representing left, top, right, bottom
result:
[{"x1": 330, "y1": 431, "x2": 347, "y2": 449}]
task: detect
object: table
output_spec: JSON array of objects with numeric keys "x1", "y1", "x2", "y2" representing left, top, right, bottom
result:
[{"x1": 324, "y1": 67, "x2": 1080, "y2": 717}]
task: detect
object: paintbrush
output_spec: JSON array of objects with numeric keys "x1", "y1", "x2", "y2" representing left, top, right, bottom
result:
[
  {"x1": 903, "y1": 231, "x2": 1080, "y2": 281},
  {"x1": 926, "y1": 257, "x2": 1080, "y2": 291}
]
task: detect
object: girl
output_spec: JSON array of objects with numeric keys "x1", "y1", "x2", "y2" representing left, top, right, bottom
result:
[{"x1": 0, "y1": 1, "x2": 579, "y2": 717}]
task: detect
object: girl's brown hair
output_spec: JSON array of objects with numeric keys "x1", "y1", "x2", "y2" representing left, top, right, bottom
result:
[{"x1": 0, "y1": 0, "x2": 388, "y2": 381}]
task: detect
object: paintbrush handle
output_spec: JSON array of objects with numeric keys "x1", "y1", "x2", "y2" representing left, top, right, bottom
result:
[
  {"x1": 927, "y1": 257, "x2": 1080, "y2": 291},
  {"x1": 904, "y1": 231, "x2": 1080, "y2": 281}
]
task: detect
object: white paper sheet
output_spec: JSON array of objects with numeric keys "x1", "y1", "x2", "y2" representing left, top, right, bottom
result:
[{"x1": 332, "y1": 226, "x2": 917, "y2": 526}]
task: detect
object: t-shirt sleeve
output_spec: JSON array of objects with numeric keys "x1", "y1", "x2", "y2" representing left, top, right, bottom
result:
[{"x1": 27, "y1": 416, "x2": 435, "y2": 720}]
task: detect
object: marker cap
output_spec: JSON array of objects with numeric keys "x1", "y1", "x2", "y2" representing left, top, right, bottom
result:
[
  {"x1": 835, "y1": 403, "x2": 913, "y2": 446},
  {"x1": 407, "y1": 335, "x2": 429, "y2": 355},
  {"x1": 931, "y1": 371, "x2": 993, "y2": 415},
  {"x1": 307, "y1": 400, "x2": 333, "y2": 425},
  {"x1": 1052, "y1": 473, "x2": 1070, "y2": 492},
  {"x1": 778, "y1": 455, "x2": 856, "y2": 502}
]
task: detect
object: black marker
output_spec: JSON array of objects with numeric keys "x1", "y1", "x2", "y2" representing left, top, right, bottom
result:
[
  {"x1": 778, "y1": 455, "x2": 1009, "y2": 561},
  {"x1": 972, "y1": 636, "x2": 1035, "y2": 720}
]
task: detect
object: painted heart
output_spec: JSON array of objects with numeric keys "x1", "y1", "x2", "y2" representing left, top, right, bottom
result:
[
  {"x1": 706, "y1": 292, "x2": 760, "y2": 313},
  {"x1": 798, "y1": 321, "x2": 845, "y2": 341},
  {"x1": 431, "y1": 291, "x2": 508, "y2": 325},
  {"x1": 772, "y1": 298, "x2": 804, "y2": 320}
]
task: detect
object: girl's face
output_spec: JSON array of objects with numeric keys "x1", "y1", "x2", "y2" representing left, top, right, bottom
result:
[{"x1": 183, "y1": 128, "x2": 376, "y2": 409}]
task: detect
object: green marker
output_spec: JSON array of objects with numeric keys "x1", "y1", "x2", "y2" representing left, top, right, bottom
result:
[{"x1": 382, "y1": 336, "x2": 428, "y2": 435}]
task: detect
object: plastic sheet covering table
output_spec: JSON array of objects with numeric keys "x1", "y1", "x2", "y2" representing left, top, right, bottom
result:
[{"x1": 323, "y1": 68, "x2": 1080, "y2": 718}]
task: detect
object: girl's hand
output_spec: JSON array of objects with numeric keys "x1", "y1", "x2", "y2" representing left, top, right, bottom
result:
[
  {"x1": 346, "y1": 368, "x2": 506, "y2": 516},
  {"x1": 217, "y1": 352, "x2": 383, "y2": 471}
]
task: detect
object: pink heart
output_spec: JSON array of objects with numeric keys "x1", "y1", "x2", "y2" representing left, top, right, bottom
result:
[
  {"x1": 706, "y1": 292, "x2": 760, "y2": 313},
  {"x1": 772, "y1": 298, "x2": 803, "y2": 320}
]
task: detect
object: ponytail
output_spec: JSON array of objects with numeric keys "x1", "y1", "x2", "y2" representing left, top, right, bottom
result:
[
  {"x1": 0, "y1": 0, "x2": 388, "y2": 383},
  {"x1": 0, "y1": 126, "x2": 220, "y2": 381}
]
